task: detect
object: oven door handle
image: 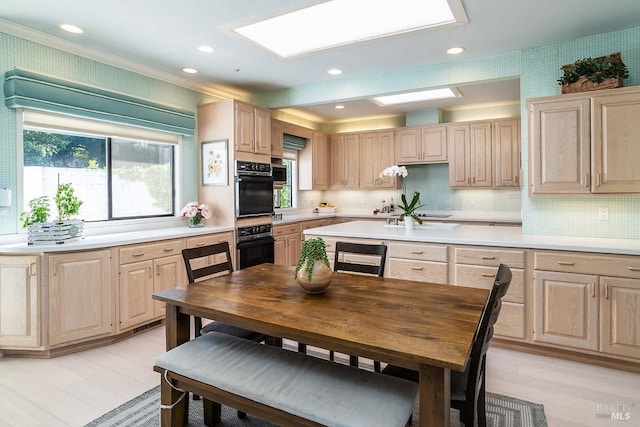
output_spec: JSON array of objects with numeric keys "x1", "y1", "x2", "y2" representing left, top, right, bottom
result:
[
  {"x1": 235, "y1": 175, "x2": 274, "y2": 183},
  {"x1": 236, "y1": 236, "x2": 275, "y2": 249}
]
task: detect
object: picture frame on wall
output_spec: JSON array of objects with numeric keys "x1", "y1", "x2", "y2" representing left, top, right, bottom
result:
[{"x1": 201, "y1": 139, "x2": 228, "y2": 186}]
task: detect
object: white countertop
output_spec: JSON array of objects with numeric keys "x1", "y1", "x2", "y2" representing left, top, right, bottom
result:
[
  {"x1": 303, "y1": 221, "x2": 640, "y2": 256},
  {"x1": 0, "y1": 225, "x2": 235, "y2": 254}
]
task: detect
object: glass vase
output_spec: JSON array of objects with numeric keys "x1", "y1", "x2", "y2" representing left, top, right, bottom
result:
[{"x1": 188, "y1": 217, "x2": 203, "y2": 228}]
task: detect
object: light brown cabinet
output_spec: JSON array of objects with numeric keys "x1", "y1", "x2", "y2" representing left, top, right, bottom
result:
[
  {"x1": 395, "y1": 125, "x2": 447, "y2": 164},
  {"x1": 299, "y1": 132, "x2": 330, "y2": 190},
  {"x1": 528, "y1": 86, "x2": 640, "y2": 194},
  {"x1": 48, "y1": 250, "x2": 113, "y2": 346},
  {"x1": 360, "y1": 130, "x2": 397, "y2": 189},
  {"x1": 387, "y1": 242, "x2": 448, "y2": 284},
  {"x1": 600, "y1": 276, "x2": 640, "y2": 359},
  {"x1": 0, "y1": 255, "x2": 40, "y2": 348},
  {"x1": 493, "y1": 119, "x2": 521, "y2": 187},
  {"x1": 274, "y1": 224, "x2": 300, "y2": 267},
  {"x1": 330, "y1": 133, "x2": 360, "y2": 189},
  {"x1": 118, "y1": 239, "x2": 186, "y2": 332},
  {"x1": 234, "y1": 101, "x2": 271, "y2": 155},
  {"x1": 270, "y1": 118, "x2": 284, "y2": 158}
]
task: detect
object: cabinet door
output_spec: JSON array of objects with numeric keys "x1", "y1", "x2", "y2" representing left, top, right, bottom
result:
[
  {"x1": 0, "y1": 256, "x2": 40, "y2": 348},
  {"x1": 254, "y1": 106, "x2": 271, "y2": 155},
  {"x1": 119, "y1": 260, "x2": 154, "y2": 331},
  {"x1": 448, "y1": 124, "x2": 471, "y2": 187},
  {"x1": 529, "y1": 98, "x2": 590, "y2": 194},
  {"x1": 533, "y1": 270, "x2": 598, "y2": 350},
  {"x1": 469, "y1": 122, "x2": 493, "y2": 187},
  {"x1": 330, "y1": 134, "x2": 346, "y2": 188},
  {"x1": 270, "y1": 118, "x2": 284, "y2": 158},
  {"x1": 494, "y1": 119, "x2": 520, "y2": 188},
  {"x1": 395, "y1": 128, "x2": 421, "y2": 164},
  {"x1": 274, "y1": 235, "x2": 287, "y2": 266},
  {"x1": 285, "y1": 233, "x2": 300, "y2": 267},
  {"x1": 600, "y1": 276, "x2": 640, "y2": 359},
  {"x1": 311, "y1": 132, "x2": 330, "y2": 190},
  {"x1": 49, "y1": 251, "x2": 113, "y2": 346},
  {"x1": 153, "y1": 254, "x2": 187, "y2": 318},
  {"x1": 343, "y1": 133, "x2": 360, "y2": 188},
  {"x1": 234, "y1": 102, "x2": 255, "y2": 153},
  {"x1": 360, "y1": 131, "x2": 396, "y2": 189},
  {"x1": 421, "y1": 125, "x2": 447, "y2": 163},
  {"x1": 592, "y1": 92, "x2": 640, "y2": 193}
]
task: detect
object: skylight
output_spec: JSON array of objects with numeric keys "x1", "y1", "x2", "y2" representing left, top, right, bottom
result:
[
  {"x1": 234, "y1": 0, "x2": 468, "y2": 58},
  {"x1": 372, "y1": 88, "x2": 461, "y2": 106}
]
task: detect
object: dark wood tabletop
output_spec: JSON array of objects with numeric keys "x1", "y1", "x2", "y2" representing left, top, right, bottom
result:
[{"x1": 153, "y1": 263, "x2": 489, "y2": 427}]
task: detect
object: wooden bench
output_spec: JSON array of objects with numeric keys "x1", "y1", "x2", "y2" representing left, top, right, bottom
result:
[{"x1": 154, "y1": 332, "x2": 418, "y2": 427}]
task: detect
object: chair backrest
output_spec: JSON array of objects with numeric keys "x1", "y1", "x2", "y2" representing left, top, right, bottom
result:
[
  {"x1": 182, "y1": 242, "x2": 233, "y2": 283},
  {"x1": 333, "y1": 241, "x2": 387, "y2": 277}
]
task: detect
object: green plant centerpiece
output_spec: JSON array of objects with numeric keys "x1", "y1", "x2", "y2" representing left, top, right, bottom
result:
[
  {"x1": 54, "y1": 182, "x2": 83, "y2": 220},
  {"x1": 294, "y1": 237, "x2": 333, "y2": 294},
  {"x1": 19, "y1": 196, "x2": 51, "y2": 228},
  {"x1": 398, "y1": 191, "x2": 425, "y2": 226},
  {"x1": 559, "y1": 52, "x2": 629, "y2": 93}
]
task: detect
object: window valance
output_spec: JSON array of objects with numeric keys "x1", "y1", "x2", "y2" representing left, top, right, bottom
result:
[
  {"x1": 4, "y1": 69, "x2": 195, "y2": 135},
  {"x1": 283, "y1": 133, "x2": 307, "y2": 150}
]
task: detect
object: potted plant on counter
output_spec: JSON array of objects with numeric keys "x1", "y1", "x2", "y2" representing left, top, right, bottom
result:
[
  {"x1": 379, "y1": 165, "x2": 424, "y2": 230},
  {"x1": 294, "y1": 237, "x2": 333, "y2": 294}
]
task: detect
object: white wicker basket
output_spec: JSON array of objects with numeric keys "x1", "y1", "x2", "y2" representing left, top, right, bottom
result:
[{"x1": 27, "y1": 219, "x2": 84, "y2": 245}]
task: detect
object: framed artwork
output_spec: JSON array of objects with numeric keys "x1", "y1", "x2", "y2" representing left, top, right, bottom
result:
[{"x1": 201, "y1": 139, "x2": 228, "y2": 186}]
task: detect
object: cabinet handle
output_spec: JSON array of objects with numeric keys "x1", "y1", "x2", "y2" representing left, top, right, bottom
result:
[
  {"x1": 481, "y1": 256, "x2": 495, "y2": 260},
  {"x1": 515, "y1": 175, "x2": 519, "y2": 184},
  {"x1": 148, "y1": 266, "x2": 153, "y2": 278},
  {"x1": 481, "y1": 273, "x2": 495, "y2": 277},
  {"x1": 589, "y1": 282, "x2": 595, "y2": 298},
  {"x1": 604, "y1": 283, "x2": 609, "y2": 299},
  {"x1": 410, "y1": 251, "x2": 424, "y2": 255},
  {"x1": 595, "y1": 173, "x2": 601, "y2": 187},
  {"x1": 156, "y1": 265, "x2": 160, "y2": 276},
  {"x1": 52, "y1": 262, "x2": 57, "y2": 276},
  {"x1": 132, "y1": 252, "x2": 145, "y2": 257},
  {"x1": 163, "y1": 247, "x2": 174, "y2": 252},
  {"x1": 557, "y1": 261, "x2": 574, "y2": 266},
  {"x1": 628, "y1": 266, "x2": 640, "y2": 272},
  {"x1": 410, "y1": 267, "x2": 424, "y2": 271},
  {"x1": 29, "y1": 262, "x2": 37, "y2": 276},
  {"x1": 195, "y1": 243, "x2": 205, "y2": 247},
  {"x1": 472, "y1": 177, "x2": 476, "y2": 184}
]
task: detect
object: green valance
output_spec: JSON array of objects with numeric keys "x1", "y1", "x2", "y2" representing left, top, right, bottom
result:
[
  {"x1": 4, "y1": 69, "x2": 195, "y2": 135},
  {"x1": 283, "y1": 133, "x2": 307, "y2": 150}
]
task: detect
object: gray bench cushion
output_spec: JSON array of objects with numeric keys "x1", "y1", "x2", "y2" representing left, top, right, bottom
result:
[{"x1": 155, "y1": 332, "x2": 418, "y2": 427}]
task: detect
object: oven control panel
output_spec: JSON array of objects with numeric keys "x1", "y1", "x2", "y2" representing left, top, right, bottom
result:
[
  {"x1": 237, "y1": 223, "x2": 273, "y2": 242},
  {"x1": 236, "y1": 160, "x2": 272, "y2": 176}
]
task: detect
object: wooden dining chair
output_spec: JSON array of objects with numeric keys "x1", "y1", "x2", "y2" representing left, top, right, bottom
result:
[
  {"x1": 310, "y1": 241, "x2": 388, "y2": 372},
  {"x1": 381, "y1": 263, "x2": 512, "y2": 427}
]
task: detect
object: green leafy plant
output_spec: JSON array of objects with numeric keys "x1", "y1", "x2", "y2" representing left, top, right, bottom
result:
[
  {"x1": 295, "y1": 237, "x2": 330, "y2": 280},
  {"x1": 54, "y1": 183, "x2": 82, "y2": 220},
  {"x1": 19, "y1": 196, "x2": 51, "y2": 228},
  {"x1": 558, "y1": 54, "x2": 629, "y2": 85},
  {"x1": 398, "y1": 191, "x2": 425, "y2": 225}
]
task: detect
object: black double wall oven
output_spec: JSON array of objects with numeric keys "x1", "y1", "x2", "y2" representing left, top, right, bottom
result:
[{"x1": 235, "y1": 161, "x2": 275, "y2": 269}]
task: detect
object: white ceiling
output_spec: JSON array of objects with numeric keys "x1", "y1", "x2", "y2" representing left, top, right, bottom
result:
[{"x1": 1, "y1": 0, "x2": 640, "y2": 123}]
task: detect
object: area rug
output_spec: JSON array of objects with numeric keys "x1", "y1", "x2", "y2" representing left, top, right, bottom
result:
[{"x1": 86, "y1": 386, "x2": 547, "y2": 427}]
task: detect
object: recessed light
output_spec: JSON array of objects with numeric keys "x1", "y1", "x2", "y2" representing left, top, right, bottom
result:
[
  {"x1": 181, "y1": 67, "x2": 198, "y2": 74},
  {"x1": 198, "y1": 46, "x2": 214, "y2": 53},
  {"x1": 446, "y1": 46, "x2": 465, "y2": 55},
  {"x1": 328, "y1": 68, "x2": 343, "y2": 75},
  {"x1": 334, "y1": 105, "x2": 345, "y2": 109},
  {"x1": 234, "y1": 0, "x2": 468, "y2": 58},
  {"x1": 60, "y1": 24, "x2": 84, "y2": 34},
  {"x1": 372, "y1": 88, "x2": 461, "y2": 106}
]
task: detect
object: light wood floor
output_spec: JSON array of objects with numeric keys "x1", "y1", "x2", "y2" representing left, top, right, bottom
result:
[{"x1": 0, "y1": 327, "x2": 638, "y2": 427}]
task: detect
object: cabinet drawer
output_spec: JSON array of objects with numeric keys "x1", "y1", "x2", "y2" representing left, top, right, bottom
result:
[
  {"x1": 534, "y1": 251, "x2": 640, "y2": 279},
  {"x1": 388, "y1": 242, "x2": 447, "y2": 262},
  {"x1": 388, "y1": 259, "x2": 448, "y2": 284},
  {"x1": 455, "y1": 247, "x2": 525, "y2": 268},
  {"x1": 454, "y1": 264, "x2": 524, "y2": 303},
  {"x1": 185, "y1": 232, "x2": 234, "y2": 249},
  {"x1": 120, "y1": 239, "x2": 184, "y2": 264},
  {"x1": 494, "y1": 302, "x2": 525, "y2": 339},
  {"x1": 273, "y1": 224, "x2": 300, "y2": 237}
]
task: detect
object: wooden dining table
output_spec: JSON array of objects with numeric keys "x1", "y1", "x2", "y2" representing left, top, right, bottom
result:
[{"x1": 152, "y1": 263, "x2": 489, "y2": 427}]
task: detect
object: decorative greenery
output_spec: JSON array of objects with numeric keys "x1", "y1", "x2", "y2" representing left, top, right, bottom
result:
[
  {"x1": 19, "y1": 196, "x2": 51, "y2": 228},
  {"x1": 398, "y1": 191, "x2": 424, "y2": 225},
  {"x1": 55, "y1": 183, "x2": 83, "y2": 220},
  {"x1": 558, "y1": 55, "x2": 629, "y2": 85},
  {"x1": 295, "y1": 237, "x2": 330, "y2": 280}
]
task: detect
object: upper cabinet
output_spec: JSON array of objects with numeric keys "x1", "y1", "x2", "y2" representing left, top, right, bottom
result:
[
  {"x1": 360, "y1": 130, "x2": 397, "y2": 189},
  {"x1": 270, "y1": 118, "x2": 284, "y2": 159},
  {"x1": 235, "y1": 101, "x2": 271, "y2": 155},
  {"x1": 330, "y1": 133, "x2": 360, "y2": 189},
  {"x1": 299, "y1": 131, "x2": 330, "y2": 190},
  {"x1": 448, "y1": 118, "x2": 520, "y2": 189},
  {"x1": 395, "y1": 125, "x2": 447, "y2": 164},
  {"x1": 528, "y1": 86, "x2": 640, "y2": 194}
]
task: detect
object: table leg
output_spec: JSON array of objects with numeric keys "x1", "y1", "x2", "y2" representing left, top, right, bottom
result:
[
  {"x1": 165, "y1": 303, "x2": 190, "y2": 350},
  {"x1": 418, "y1": 364, "x2": 450, "y2": 427}
]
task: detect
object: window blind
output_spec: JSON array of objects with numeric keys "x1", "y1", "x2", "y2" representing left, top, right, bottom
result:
[{"x1": 283, "y1": 133, "x2": 307, "y2": 150}]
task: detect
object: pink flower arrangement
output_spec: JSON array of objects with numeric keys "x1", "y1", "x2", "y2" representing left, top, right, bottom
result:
[{"x1": 180, "y1": 202, "x2": 212, "y2": 223}]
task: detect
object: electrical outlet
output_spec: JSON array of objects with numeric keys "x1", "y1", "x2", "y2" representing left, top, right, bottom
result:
[
  {"x1": 598, "y1": 207, "x2": 609, "y2": 221},
  {"x1": 0, "y1": 208, "x2": 7, "y2": 217}
]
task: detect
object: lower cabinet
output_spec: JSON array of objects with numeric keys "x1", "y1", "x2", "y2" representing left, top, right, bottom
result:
[
  {"x1": 600, "y1": 276, "x2": 640, "y2": 359},
  {"x1": 118, "y1": 238, "x2": 186, "y2": 332},
  {"x1": 274, "y1": 224, "x2": 300, "y2": 267},
  {"x1": 0, "y1": 255, "x2": 40, "y2": 348},
  {"x1": 48, "y1": 250, "x2": 113, "y2": 346},
  {"x1": 387, "y1": 242, "x2": 448, "y2": 284}
]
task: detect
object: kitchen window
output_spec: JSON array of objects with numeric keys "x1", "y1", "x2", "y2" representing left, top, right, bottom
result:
[
  {"x1": 274, "y1": 151, "x2": 297, "y2": 209},
  {"x1": 22, "y1": 111, "x2": 178, "y2": 221}
]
